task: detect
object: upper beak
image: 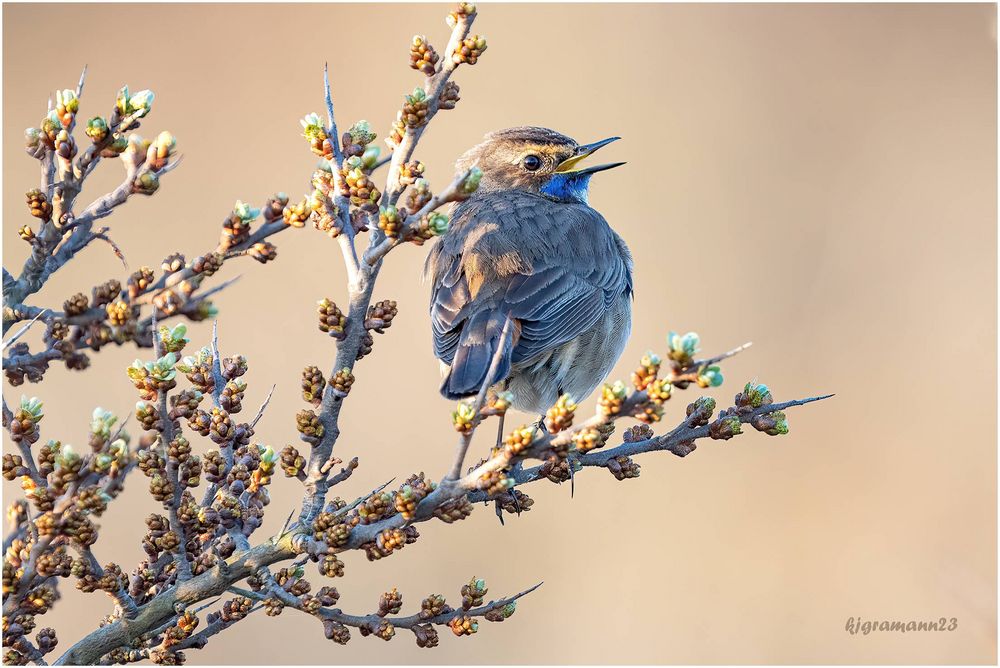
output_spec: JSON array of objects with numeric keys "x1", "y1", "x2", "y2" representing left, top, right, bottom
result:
[{"x1": 555, "y1": 136, "x2": 625, "y2": 174}]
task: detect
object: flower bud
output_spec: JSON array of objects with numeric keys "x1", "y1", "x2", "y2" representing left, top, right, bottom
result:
[
  {"x1": 685, "y1": 396, "x2": 716, "y2": 426},
  {"x1": 19, "y1": 396, "x2": 44, "y2": 422},
  {"x1": 410, "y1": 35, "x2": 440, "y2": 75},
  {"x1": 709, "y1": 414, "x2": 742, "y2": 440},
  {"x1": 158, "y1": 324, "x2": 189, "y2": 354},
  {"x1": 233, "y1": 200, "x2": 260, "y2": 223},
  {"x1": 697, "y1": 365, "x2": 724, "y2": 388},
  {"x1": 668, "y1": 330, "x2": 700, "y2": 365},
  {"x1": 424, "y1": 212, "x2": 449, "y2": 236},
  {"x1": 361, "y1": 145, "x2": 381, "y2": 170},
  {"x1": 153, "y1": 130, "x2": 176, "y2": 159},
  {"x1": 91, "y1": 408, "x2": 117, "y2": 439},
  {"x1": 117, "y1": 85, "x2": 154, "y2": 117},
  {"x1": 377, "y1": 204, "x2": 404, "y2": 238},
  {"x1": 598, "y1": 380, "x2": 628, "y2": 416},
  {"x1": 460, "y1": 166, "x2": 482, "y2": 195},
  {"x1": 751, "y1": 410, "x2": 788, "y2": 436},
  {"x1": 347, "y1": 120, "x2": 376, "y2": 146},
  {"x1": 300, "y1": 112, "x2": 327, "y2": 142},
  {"x1": 25, "y1": 127, "x2": 41, "y2": 148},
  {"x1": 132, "y1": 171, "x2": 160, "y2": 196},
  {"x1": 85, "y1": 117, "x2": 108, "y2": 142},
  {"x1": 737, "y1": 380, "x2": 773, "y2": 410},
  {"x1": 452, "y1": 401, "x2": 476, "y2": 434}
]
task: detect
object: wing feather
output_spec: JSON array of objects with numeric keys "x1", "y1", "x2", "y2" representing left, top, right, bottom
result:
[{"x1": 427, "y1": 191, "x2": 632, "y2": 375}]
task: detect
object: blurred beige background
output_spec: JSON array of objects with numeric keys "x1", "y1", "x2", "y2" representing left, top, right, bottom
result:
[{"x1": 3, "y1": 2, "x2": 996, "y2": 664}]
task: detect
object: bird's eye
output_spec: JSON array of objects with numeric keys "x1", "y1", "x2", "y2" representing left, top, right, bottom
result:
[{"x1": 523, "y1": 154, "x2": 542, "y2": 171}]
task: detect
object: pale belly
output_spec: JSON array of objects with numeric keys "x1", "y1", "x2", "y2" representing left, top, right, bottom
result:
[{"x1": 506, "y1": 292, "x2": 632, "y2": 414}]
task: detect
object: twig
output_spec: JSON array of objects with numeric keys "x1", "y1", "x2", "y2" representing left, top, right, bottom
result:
[
  {"x1": 249, "y1": 383, "x2": 276, "y2": 429},
  {"x1": 2, "y1": 308, "x2": 49, "y2": 350}
]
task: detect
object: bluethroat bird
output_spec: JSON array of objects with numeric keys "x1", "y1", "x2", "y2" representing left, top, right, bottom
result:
[{"x1": 426, "y1": 126, "x2": 633, "y2": 415}]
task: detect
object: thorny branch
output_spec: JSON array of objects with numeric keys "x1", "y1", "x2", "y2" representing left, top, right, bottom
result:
[
  {"x1": 2, "y1": 68, "x2": 302, "y2": 385},
  {"x1": 2, "y1": 4, "x2": 828, "y2": 666}
]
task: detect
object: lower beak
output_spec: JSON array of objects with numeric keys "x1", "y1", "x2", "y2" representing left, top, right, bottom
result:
[
  {"x1": 572, "y1": 161, "x2": 627, "y2": 176},
  {"x1": 555, "y1": 136, "x2": 623, "y2": 173}
]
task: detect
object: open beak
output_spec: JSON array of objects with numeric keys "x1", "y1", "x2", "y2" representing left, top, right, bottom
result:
[{"x1": 555, "y1": 136, "x2": 625, "y2": 175}]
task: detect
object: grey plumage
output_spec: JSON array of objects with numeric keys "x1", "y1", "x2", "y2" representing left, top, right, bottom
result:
[{"x1": 425, "y1": 127, "x2": 633, "y2": 414}]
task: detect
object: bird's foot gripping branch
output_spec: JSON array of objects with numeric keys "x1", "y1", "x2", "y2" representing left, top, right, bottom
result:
[{"x1": 1, "y1": 4, "x2": 829, "y2": 665}]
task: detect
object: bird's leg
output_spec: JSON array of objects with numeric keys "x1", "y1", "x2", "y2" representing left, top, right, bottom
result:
[
  {"x1": 506, "y1": 460, "x2": 523, "y2": 515},
  {"x1": 507, "y1": 490, "x2": 521, "y2": 515},
  {"x1": 568, "y1": 453, "x2": 576, "y2": 498},
  {"x1": 533, "y1": 414, "x2": 546, "y2": 431},
  {"x1": 494, "y1": 412, "x2": 506, "y2": 451}
]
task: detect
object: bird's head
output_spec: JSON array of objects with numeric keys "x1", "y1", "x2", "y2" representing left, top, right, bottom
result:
[{"x1": 455, "y1": 126, "x2": 623, "y2": 204}]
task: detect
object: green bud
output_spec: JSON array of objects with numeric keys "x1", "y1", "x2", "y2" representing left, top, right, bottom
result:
[
  {"x1": 56, "y1": 89, "x2": 79, "y2": 114},
  {"x1": 752, "y1": 410, "x2": 788, "y2": 436},
  {"x1": 158, "y1": 324, "x2": 189, "y2": 353},
  {"x1": 380, "y1": 205, "x2": 399, "y2": 222},
  {"x1": 127, "y1": 360, "x2": 148, "y2": 382},
  {"x1": 91, "y1": 408, "x2": 117, "y2": 438},
  {"x1": 117, "y1": 86, "x2": 154, "y2": 117},
  {"x1": 134, "y1": 171, "x2": 160, "y2": 195},
  {"x1": 721, "y1": 415, "x2": 742, "y2": 436},
  {"x1": 128, "y1": 89, "x2": 154, "y2": 115},
  {"x1": 698, "y1": 365, "x2": 724, "y2": 388},
  {"x1": 233, "y1": 200, "x2": 261, "y2": 223},
  {"x1": 55, "y1": 444, "x2": 80, "y2": 469},
  {"x1": 425, "y1": 212, "x2": 449, "y2": 236},
  {"x1": 453, "y1": 401, "x2": 476, "y2": 422},
  {"x1": 116, "y1": 85, "x2": 130, "y2": 114},
  {"x1": 259, "y1": 445, "x2": 278, "y2": 465},
  {"x1": 94, "y1": 453, "x2": 114, "y2": 472},
  {"x1": 145, "y1": 353, "x2": 178, "y2": 382},
  {"x1": 109, "y1": 135, "x2": 129, "y2": 153},
  {"x1": 19, "y1": 396, "x2": 43, "y2": 422},
  {"x1": 460, "y1": 166, "x2": 483, "y2": 194},
  {"x1": 85, "y1": 117, "x2": 108, "y2": 142},
  {"x1": 493, "y1": 391, "x2": 514, "y2": 409},
  {"x1": 686, "y1": 396, "x2": 717, "y2": 424},
  {"x1": 742, "y1": 380, "x2": 773, "y2": 408},
  {"x1": 300, "y1": 112, "x2": 326, "y2": 140},
  {"x1": 348, "y1": 120, "x2": 376, "y2": 146},
  {"x1": 608, "y1": 380, "x2": 627, "y2": 399},
  {"x1": 361, "y1": 145, "x2": 381, "y2": 170},
  {"x1": 109, "y1": 438, "x2": 129, "y2": 458},
  {"x1": 197, "y1": 301, "x2": 219, "y2": 320},
  {"x1": 770, "y1": 413, "x2": 788, "y2": 435},
  {"x1": 668, "y1": 331, "x2": 700, "y2": 360}
]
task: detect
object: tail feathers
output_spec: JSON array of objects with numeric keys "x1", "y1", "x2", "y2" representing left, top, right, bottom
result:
[{"x1": 442, "y1": 312, "x2": 513, "y2": 399}]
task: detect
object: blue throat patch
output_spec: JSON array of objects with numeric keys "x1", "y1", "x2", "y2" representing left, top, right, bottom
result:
[{"x1": 540, "y1": 172, "x2": 593, "y2": 204}]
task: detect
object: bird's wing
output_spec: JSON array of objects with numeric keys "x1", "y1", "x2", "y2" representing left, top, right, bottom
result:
[{"x1": 427, "y1": 192, "x2": 632, "y2": 368}]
